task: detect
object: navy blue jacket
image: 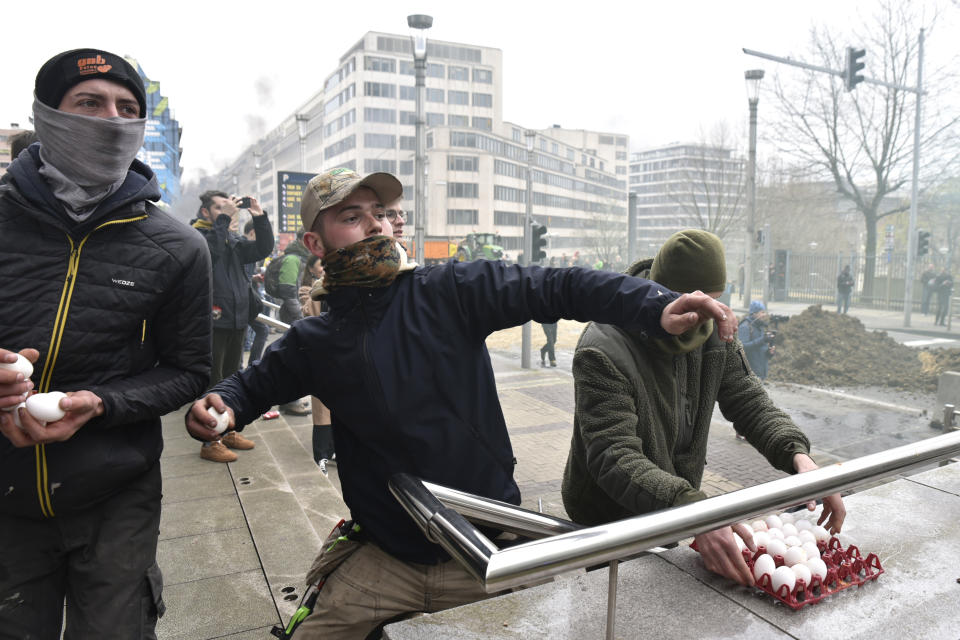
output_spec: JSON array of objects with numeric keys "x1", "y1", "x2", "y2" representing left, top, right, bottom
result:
[{"x1": 212, "y1": 259, "x2": 678, "y2": 563}]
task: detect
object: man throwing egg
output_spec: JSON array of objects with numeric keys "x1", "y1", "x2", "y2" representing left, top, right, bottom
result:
[
  {"x1": 562, "y1": 230, "x2": 845, "y2": 587},
  {"x1": 0, "y1": 49, "x2": 212, "y2": 637}
]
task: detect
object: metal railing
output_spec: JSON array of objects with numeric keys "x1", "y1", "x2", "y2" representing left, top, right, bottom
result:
[
  {"x1": 256, "y1": 299, "x2": 290, "y2": 332},
  {"x1": 390, "y1": 431, "x2": 960, "y2": 639}
]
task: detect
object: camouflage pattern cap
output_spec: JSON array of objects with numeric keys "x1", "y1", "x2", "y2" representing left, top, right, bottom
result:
[{"x1": 301, "y1": 168, "x2": 403, "y2": 231}]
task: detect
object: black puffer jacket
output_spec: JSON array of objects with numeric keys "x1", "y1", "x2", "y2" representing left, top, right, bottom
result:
[{"x1": 0, "y1": 146, "x2": 212, "y2": 519}]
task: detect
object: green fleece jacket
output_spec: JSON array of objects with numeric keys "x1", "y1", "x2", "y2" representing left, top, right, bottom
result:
[{"x1": 561, "y1": 262, "x2": 811, "y2": 526}]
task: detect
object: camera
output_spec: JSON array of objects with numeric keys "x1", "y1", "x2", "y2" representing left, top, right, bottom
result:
[{"x1": 237, "y1": 196, "x2": 252, "y2": 209}]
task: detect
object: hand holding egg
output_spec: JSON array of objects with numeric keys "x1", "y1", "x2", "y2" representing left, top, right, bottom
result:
[
  {"x1": 0, "y1": 350, "x2": 37, "y2": 411},
  {"x1": 206, "y1": 406, "x2": 231, "y2": 435}
]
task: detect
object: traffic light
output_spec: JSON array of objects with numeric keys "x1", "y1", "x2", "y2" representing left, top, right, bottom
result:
[
  {"x1": 844, "y1": 46, "x2": 866, "y2": 91},
  {"x1": 918, "y1": 230, "x2": 931, "y2": 256},
  {"x1": 531, "y1": 223, "x2": 548, "y2": 263}
]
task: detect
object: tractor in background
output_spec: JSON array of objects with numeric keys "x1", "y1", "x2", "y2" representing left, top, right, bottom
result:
[{"x1": 455, "y1": 232, "x2": 505, "y2": 262}]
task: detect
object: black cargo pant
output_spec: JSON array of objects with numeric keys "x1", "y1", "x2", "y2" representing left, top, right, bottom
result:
[{"x1": 0, "y1": 464, "x2": 164, "y2": 639}]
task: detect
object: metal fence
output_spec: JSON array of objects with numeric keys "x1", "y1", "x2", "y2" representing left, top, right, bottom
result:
[{"x1": 741, "y1": 250, "x2": 950, "y2": 312}]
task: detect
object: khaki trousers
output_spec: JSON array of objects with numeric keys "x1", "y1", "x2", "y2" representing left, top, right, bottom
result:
[{"x1": 297, "y1": 540, "x2": 497, "y2": 639}]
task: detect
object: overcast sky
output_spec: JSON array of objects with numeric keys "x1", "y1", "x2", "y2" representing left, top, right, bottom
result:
[{"x1": 3, "y1": 0, "x2": 955, "y2": 183}]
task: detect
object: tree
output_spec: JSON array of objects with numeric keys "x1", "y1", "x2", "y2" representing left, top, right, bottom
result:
[
  {"x1": 663, "y1": 122, "x2": 746, "y2": 241},
  {"x1": 768, "y1": 2, "x2": 960, "y2": 302}
]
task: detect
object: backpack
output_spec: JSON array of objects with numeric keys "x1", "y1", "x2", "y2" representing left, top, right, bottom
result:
[{"x1": 263, "y1": 256, "x2": 285, "y2": 298}]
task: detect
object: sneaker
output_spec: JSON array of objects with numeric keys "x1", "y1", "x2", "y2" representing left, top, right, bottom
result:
[
  {"x1": 281, "y1": 399, "x2": 311, "y2": 416},
  {"x1": 318, "y1": 459, "x2": 328, "y2": 475},
  {"x1": 222, "y1": 431, "x2": 255, "y2": 450},
  {"x1": 200, "y1": 441, "x2": 238, "y2": 463},
  {"x1": 550, "y1": 361, "x2": 557, "y2": 367}
]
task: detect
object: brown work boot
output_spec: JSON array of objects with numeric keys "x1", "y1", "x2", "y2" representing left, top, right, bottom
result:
[
  {"x1": 200, "y1": 441, "x2": 238, "y2": 463},
  {"x1": 222, "y1": 431, "x2": 255, "y2": 450}
]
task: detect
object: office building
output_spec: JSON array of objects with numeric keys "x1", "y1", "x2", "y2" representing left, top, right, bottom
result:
[{"x1": 128, "y1": 58, "x2": 183, "y2": 208}]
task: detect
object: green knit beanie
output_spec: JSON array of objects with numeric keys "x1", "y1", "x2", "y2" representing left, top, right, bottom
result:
[{"x1": 649, "y1": 229, "x2": 727, "y2": 294}]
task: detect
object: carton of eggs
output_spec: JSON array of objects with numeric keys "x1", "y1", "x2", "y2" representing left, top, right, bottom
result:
[{"x1": 206, "y1": 406, "x2": 231, "y2": 435}]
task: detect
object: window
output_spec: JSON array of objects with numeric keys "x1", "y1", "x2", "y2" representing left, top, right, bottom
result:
[
  {"x1": 472, "y1": 92, "x2": 493, "y2": 108},
  {"x1": 400, "y1": 85, "x2": 416, "y2": 101},
  {"x1": 364, "y1": 107, "x2": 396, "y2": 123},
  {"x1": 494, "y1": 210, "x2": 522, "y2": 226},
  {"x1": 324, "y1": 134, "x2": 355, "y2": 159},
  {"x1": 364, "y1": 82, "x2": 396, "y2": 98},
  {"x1": 324, "y1": 83, "x2": 355, "y2": 116},
  {"x1": 427, "y1": 63, "x2": 445, "y2": 78},
  {"x1": 364, "y1": 133, "x2": 395, "y2": 148},
  {"x1": 598, "y1": 135, "x2": 615, "y2": 145},
  {"x1": 399, "y1": 111, "x2": 416, "y2": 125},
  {"x1": 364, "y1": 159, "x2": 396, "y2": 173},
  {"x1": 448, "y1": 155, "x2": 479, "y2": 171},
  {"x1": 472, "y1": 116, "x2": 492, "y2": 131},
  {"x1": 364, "y1": 56, "x2": 396, "y2": 73},
  {"x1": 447, "y1": 182, "x2": 479, "y2": 198},
  {"x1": 494, "y1": 159, "x2": 523, "y2": 179},
  {"x1": 473, "y1": 68, "x2": 493, "y2": 83},
  {"x1": 448, "y1": 65, "x2": 469, "y2": 81},
  {"x1": 400, "y1": 136, "x2": 416, "y2": 150},
  {"x1": 551, "y1": 142, "x2": 559, "y2": 155},
  {"x1": 399, "y1": 60, "x2": 415, "y2": 75},
  {"x1": 447, "y1": 209, "x2": 478, "y2": 225},
  {"x1": 494, "y1": 185, "x2": 525, "y2": 203},
  {"x1": 615, "y1": 150, "x2": 627, "y2": 160},
  {"x1": 426, "y1": 88, "x2": 444, "y2": 103},
  {"x1": 324, "y1": 109, "x2": 356, "y2": 136},
  {"x1": 448, "y1": 90, "x2": 469, "y2": 105},
  {"x1": 449, "y1": 114, "x2": 468, "y2": 127},
  {"x1": 427, "y1": 113, "x2": 444, "y2": 126},
  {"x1": 399, "y1": 160, "x2": 414, "y2": 175}
]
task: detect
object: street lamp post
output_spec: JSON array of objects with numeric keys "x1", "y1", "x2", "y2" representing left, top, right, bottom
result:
[
  {"x1": 743, "y1": 69, "x2": 765, "y2": 308},
  {"x1": 295, "y1": 113, "x2": 308, "y2": 173},
  {"x1": 521, "y1": 129, "x2": 536, "y2": 369},
  {"x1": 408, "y1": 14, "x2": 433, "y2": 265}
]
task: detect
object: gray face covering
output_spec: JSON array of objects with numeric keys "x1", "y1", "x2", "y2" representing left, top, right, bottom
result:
[{"x1": 32, "y1": 98, "x2": 146, "y2": 221}]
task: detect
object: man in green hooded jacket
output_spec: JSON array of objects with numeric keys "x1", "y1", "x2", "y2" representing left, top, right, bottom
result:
[{"x1": 562, "y1": 229, "x2": 845, "y2": 586}]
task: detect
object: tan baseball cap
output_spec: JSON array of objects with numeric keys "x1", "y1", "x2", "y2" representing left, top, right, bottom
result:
[{"x1": 300, "y1": 168, "x2": 403, "y2": 232}]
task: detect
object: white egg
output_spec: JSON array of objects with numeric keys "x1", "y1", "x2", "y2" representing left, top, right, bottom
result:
[
  {"x1": 798, "y1": 530, "x2": 817, "y2": 545},
  {"x1": 782, "y1": 523, "x2": 799, "y2": 537},
  {"x1": 753, "y1": 531, "x2": 771, "y2": 549},
  {"x1": 801, "y1": 542, "x2": 820, "y2": 560},
  {"x1": 753, "y1": 554, "x2": 775, "y2": 582},
  {"x1": 779, "y1": 511, "x2": 795, "y2": 524},
  {"x1": 771, "y1": 565, "x2": 796, "y2": 594},
  {"x1": 766, "y1": 538, "x2": 787, "y2": 559},
  {"x1": 206, "y1": 406, "x2": 231, "y2": 435},
  {"x1": 7, "y1": 402, "x2": 26, "y2": 429},
  {"x1": 806, "y1": 558, "x2": 828, "y2": 582},
  {"x1": 767, "y1": 527, "x2": 785, "y2": 541},
  {"x1": 795, "y1": 519, "x2": 813, "y2": 531},
  {"x1": 764, "y1": 514, "x2": 783, "y2": 530},
  {"x1": 25, "y1": 392, "x2": 67, "y2": 423},
  {"x1": 751, "y1": 520, "x2": 768, "y2": 532},
  {"x1": 784, "y1": 535, "x2": 802, "y2": 547},
  {"x1": 812, "y1": 525, "x2": 831, "y2": 542},
  {"x1": 791, "y1": 563, "x2": 812, "y2": 586},
  {"x1": 0, "y1": 353, "x2": 34, "y2": 379},
  {"x1": 784, "y1": 546, "x2": 807, "y2": 566}
]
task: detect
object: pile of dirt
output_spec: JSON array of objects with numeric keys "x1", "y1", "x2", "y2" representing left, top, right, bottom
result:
[{"x1": 766, "y1": 305, "x2": 957, "y2": 392}]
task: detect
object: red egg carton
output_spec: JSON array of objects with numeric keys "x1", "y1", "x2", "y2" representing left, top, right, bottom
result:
[{"x1": 691, "y1": 537, "x2": 884, "y2": 610}]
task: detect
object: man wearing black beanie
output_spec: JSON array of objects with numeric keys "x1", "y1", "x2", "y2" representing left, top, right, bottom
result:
[{"x1": 0, "y1": 48, "x2": 212, "y2": 637}]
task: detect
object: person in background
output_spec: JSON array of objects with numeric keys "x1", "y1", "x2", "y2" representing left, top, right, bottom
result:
[
  {"x1": 243, "y1": 220, "x2": 270, "y2": 366},
  {"x1": 935, "y1": 268, "x2": 954, "y2": 327},
  {"x1": 190, "y1": 190, "x2": 273, "y2": 462},
  {"x1": 738, "y1": 300, "x2": 772, "y2": 380},
  {"x1": 8, "y1": 129, "x2": 38, "y2": 159},
  {"x1": 299, "y1": 254, "x2": 335, "y2": 473},
  {"x1": 0, "y1": 48, "x2": 212, "y2": 637},
  {"x1": 184, "y1": 168, "x2": 738, "y2": 639},
  {"x1": 920, "y1": 264, "x2": 936, "y2": 316},
  {"x1": 386, "y1": 196, "x2": 406, "y2": 244},
  {"x1": 540, "y1": 321, "x2": 558, "y2": 367},
  {"x1": 276, "y1": 231, "x2": 312, "y2": 416},
  {"x1": 562, "y1": 229, "x2": 845, "y2": 588},
  {"x1": 836, "y1": 265, "x2": 854, "y2": 314}
]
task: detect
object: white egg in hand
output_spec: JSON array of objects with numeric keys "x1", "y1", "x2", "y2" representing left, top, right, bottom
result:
[
  {"x1": 206, "y1": 406, "x2": 231, "y2": 435},
  {"x1": 784, "y1": 546, "x2": 807, "y2": 567},
  {"x1": 753, "y1": 554, "x2": 775, "y2": 582},
  {"x1": 791, "y1": 563, "x2": 812, "y2": 586},
  {"x1": 6, "y1": 402, "x2": 26, "y2": 429},
  {"x1": 771, "y1": 565, "x2": 796, "y2": 595},
  {"x1": 0, "y1": 353, "x2": 34, "y2": 379},
  {"x1": 25, "y1": 392, "x2": 67, "y2": 423}
]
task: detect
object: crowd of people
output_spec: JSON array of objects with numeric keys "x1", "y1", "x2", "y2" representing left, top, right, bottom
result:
[{"x1": 2, "y1": 47, "x2": 848, "y2": 639}]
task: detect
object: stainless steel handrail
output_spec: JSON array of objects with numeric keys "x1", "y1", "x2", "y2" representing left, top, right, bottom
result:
[
  {"x1": 262, "y1": 299, "x2": 282, "y2": 311},
  {"x1": 391, "y1": 430, "x2": 960, "y2": 593},
  {"x1": 256, "y1": 313, "x2": 289, "y2": 332}
]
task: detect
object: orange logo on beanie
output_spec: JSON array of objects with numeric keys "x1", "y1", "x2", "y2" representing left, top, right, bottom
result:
[{"x1": 77, "y1": 55, "x2": 112, "y2": 76}]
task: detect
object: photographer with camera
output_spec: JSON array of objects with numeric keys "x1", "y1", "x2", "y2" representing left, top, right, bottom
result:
[
  {"x1": 191, "y1": 190, "x2": 273, "y2": 462},
  {"x1": 738, "y1": 300, "x2": 772, "y2": 380}
]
